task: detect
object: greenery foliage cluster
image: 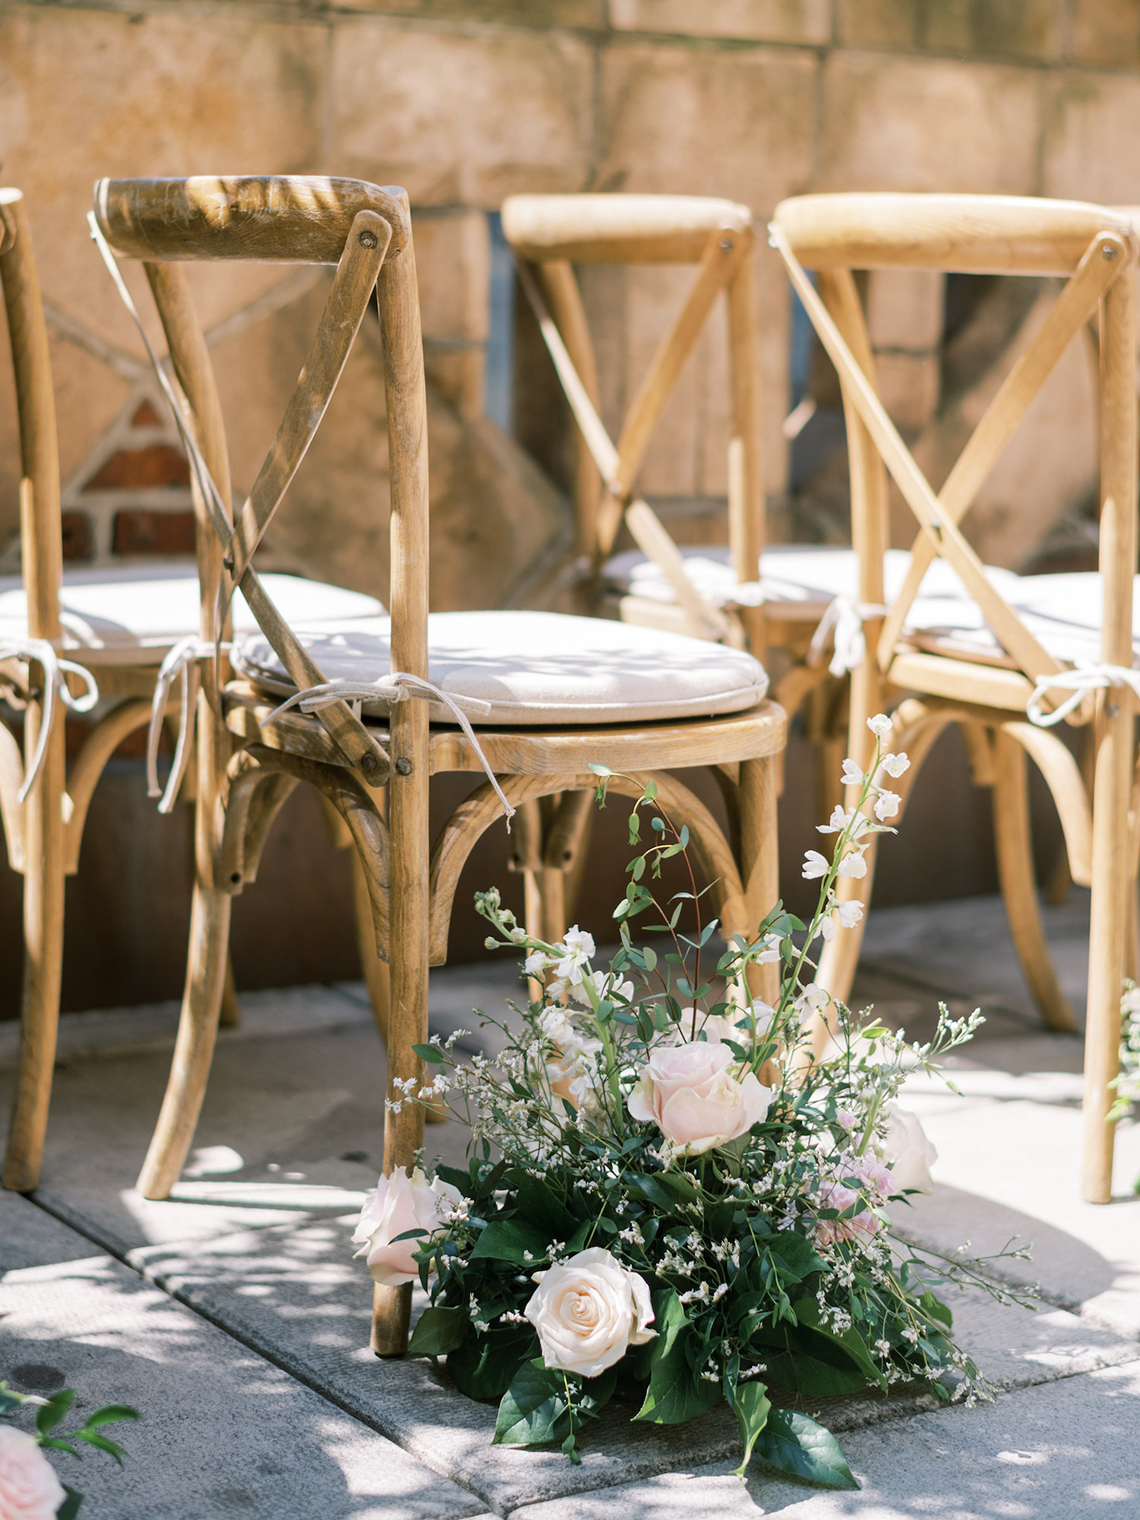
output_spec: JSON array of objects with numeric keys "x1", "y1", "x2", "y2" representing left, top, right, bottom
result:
[{"x1": 358, "y1": 723, "x2": 1033, "y2": 1487}]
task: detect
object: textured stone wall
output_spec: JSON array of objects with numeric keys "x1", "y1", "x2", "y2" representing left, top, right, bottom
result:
[{"x1": 0, "y1": 0, "x2": 1133, "y2": 1005}]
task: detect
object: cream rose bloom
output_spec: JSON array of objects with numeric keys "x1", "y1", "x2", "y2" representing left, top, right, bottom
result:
[
  {"x1": 0, "y1": 1427, "x2": 66, "y2": 1520},
  {"x1": 875, "y1": 1103, "x2": 937, "y2": 1195},
  {"x1": 524, "y1": 1247, "x2": 655, "y2": 1378},
  {"x1": 352, "y1": 1165, "x2": 464, "y2": 1286},
  {"x1": 628, "y1": 1040, "x2": 772, "y2": 1156}
]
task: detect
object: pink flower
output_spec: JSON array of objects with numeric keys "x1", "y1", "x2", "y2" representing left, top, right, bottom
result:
[
  {"x1": 0, "y1": 1427, "x2": 65, "y2": 1520},
  {"x1": 814, "y1": 1153, "x2": 893, "y2": 1248},
  {"x1": 352, "y1": 1166, "x2": 462, "y2": 1287},
  {"x1": 628, "y1": 1040, "x2": 772, "y2": 1156}
]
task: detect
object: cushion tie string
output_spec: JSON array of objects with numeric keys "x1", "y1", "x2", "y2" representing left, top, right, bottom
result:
[
  {"x1": 261, "y1": 671, "x2": 516, "y2": 829},
  {"x1": 0, "y1": 638, "x2": 99, "y2": 801},
  {"x1": 147, "y1": 636, "x2": 215, "y2": 814},
  {"x1": 808, "y1": 597, "x2": 889, "y2": 678},
  {"x1": 1026, "y1": 663, "x2": 1140, "y2": 728}
]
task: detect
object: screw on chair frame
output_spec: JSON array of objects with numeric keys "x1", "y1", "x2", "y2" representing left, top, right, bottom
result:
[{"x1": 770, "y1": 191, "x2": 1138, "y2": 1204}]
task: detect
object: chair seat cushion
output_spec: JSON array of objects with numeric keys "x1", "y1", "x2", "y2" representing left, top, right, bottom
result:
[
  {"x1": 902, "y1": 571, "x2": 1140, "y2": 668},
  {"x1": 233, "y1": 609, "x2": 770, "y2": 726},
  {"x1": 0, "y1": 567, "x2": 384, "y2": 664},
  {"x1": 604, "y1": 544, "x2": 1004, "y2": 618}
]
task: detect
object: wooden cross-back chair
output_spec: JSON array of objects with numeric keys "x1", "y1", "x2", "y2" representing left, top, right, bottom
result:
[
  {"x1": 93, "y1": 175, "x2": 786, "y2": 1353},
  {"x1": 769, "y1": 192, "x2": 1139, "y2": 1204},
  {"x1": 499, "y1": 194, "x2": 998, "y2": 848},
  {"x1": 0, "y1": 187, "x2": 385, "y2": 1196}
]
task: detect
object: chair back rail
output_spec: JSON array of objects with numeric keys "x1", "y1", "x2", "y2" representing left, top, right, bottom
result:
[
  {"x1": 502, "y1": 192, "x2": 749, "y2": 264},
  {"x1": 93, "y1": 175, "x2": 411, "y2": 265},
  {"x1": 0, "y1": 189, "x2": 61, "y2": 641},
  {"x1": 96, "y1": 177, "x2": 423, "y2": 790},
  {"x1": 776, "y1": 192, "x2": 1135, "y2": 275},
  {"x1": 770, "y1": 193, "x2": 1139, "y2": 705},
  {"x1": 502, "y1": 193, "x2": 763, "y2": 647}
]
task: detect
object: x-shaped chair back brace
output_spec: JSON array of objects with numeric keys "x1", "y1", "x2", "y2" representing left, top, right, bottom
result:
[
  {"x1": 92, "y1": 176, "x2": 422, "y2": 799},
  {"x1": 768, "y1": 196, "x2": 1139, "y2": 722},
  {"x1": 506, "y1": 198, "x2": 760, "y2": 646}
]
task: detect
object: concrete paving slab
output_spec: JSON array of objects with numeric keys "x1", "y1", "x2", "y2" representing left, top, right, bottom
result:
[
  {"x1": 116, "y1": 1209, "x2": 1137, "y2": 1517},
  {"x1": 899, "y1": 1096, "x2": 1140, "y2": 1338},
  {"x1": 859, "y1": 889, "x2": 1093, "y2": 1026},
  {"x1": 0, "y1": 1191, "x2": 489, "y2": 1520},
  {"x1": 508, "y1": 1360, "x2": 1140, "y2": 1519}
]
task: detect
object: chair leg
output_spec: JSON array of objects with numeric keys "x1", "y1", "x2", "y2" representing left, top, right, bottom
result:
[
  {"x1": 373, "y1": 699, "x2": 430, "y2": 1357},
  {"x1": 218, "y1": 953, "x2": 241, "y2": 1029},
  {"x1": 993, "y1": 731, "x2": 1078, "y2": 1033},
  {"x1": 350, "y1": 846, "x2": 390, "y2": 1045},
  {"x1": 1082, "y1": 705, "x2": 1132, "y2": 1204},
  {"x1": 136, "y1": 883, "x2": 231, "y2": 1199},
  {"x1": 2, "y1": 707, "x2": 65, "y2": 1193}
]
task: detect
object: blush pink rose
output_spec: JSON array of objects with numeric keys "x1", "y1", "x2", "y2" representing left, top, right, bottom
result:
[
  {"x1": 0, "y1": 1427, "x2": 66, "y2": 1520},
  {"x1": 352, "y1": 1166, "x2": 463, "y2": 1287},
  {"x1": 627, "y1": 1040, "x2": 772, "y2": 1156}
]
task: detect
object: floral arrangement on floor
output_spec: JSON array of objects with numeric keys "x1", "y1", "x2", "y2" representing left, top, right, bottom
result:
[
  {"x1": 354, "y1": 719, "x2": 1031, "y2": 1488},
  {"x1": 0, "y1": 1383, "x2": 139, "y2": 1518},
  {"x1": 1111, "y1": 983, "x2": 1140, "y2": 1194}
]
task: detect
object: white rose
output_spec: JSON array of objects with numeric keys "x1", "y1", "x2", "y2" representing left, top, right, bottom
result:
[
  {"x1": 524, "y1": 1247, "x2": 655, "y2": 1378},
  {"x1": 875, "y1": 1103, "x2": 938, "y2": 1194},
  {"x1": 0, "y1": 1427, "x2": 66, "y2": 1520},
  {"x1": 628, "y1": 1040, "x2": 772, "y2": 1156},
  {"x1": 351, "y1": 1166, "x2": 462, "y2": 1286}
]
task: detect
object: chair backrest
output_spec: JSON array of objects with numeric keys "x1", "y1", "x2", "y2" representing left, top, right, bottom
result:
[
  {"x1": 501, "y1": 193, "x2": 761, "y2": 644},
  {"x1": 769, "y1": 192, "x2": 1139, "y2": 710},
  {"x1": 93, "y1": 175, "x2": 424, "y2": 791},
  {"x1": 0, "y1": 187, "x2": 61, "y2": 644}
]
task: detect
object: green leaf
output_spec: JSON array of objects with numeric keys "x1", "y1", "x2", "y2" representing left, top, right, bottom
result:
[
  {"x1": 57, "y1": 1487, "x2": 83, "y2": 1520},
  {"x1": 471, "y1": 1218, "x2": 552, "y2": 1263},
  {"x1": 633, "y1": 1292, "x2": 720, "y2": 1426},
  {"x1": 83, "y1": 1405, "x2": 140, "y2": 1429},
  {"x1": 793, "y1": 1299, "x2": 885, "y2": 1390},
  {"x1": 920, "y1": 1290, "x2": 953, "y2": 1330},
  {"x1": 759, "y1": 1347, "x2": 871, "y2": 1398},
  {"x1": 763, "y1": 1231, "x2": 827, "y2": 1285},
  {"x1": 75, "y1": 1429, "x2": 129, "y2": 1464},
  {"x1": 448, "y1": 1325, "x2": 537, "y2": 1402},
  {"x1": 628, "y1": 1170, "x2": 699, "y2": 1211},
  {"x1": 493, "y1": 1359, "x2": 570, "y2": 1447},
  {"x1": 408, "y1": 1306, "x2": 471, "y2": 1357},
  {"x1": 509, "y1": 1174, "x2": 580, "y2": 1239},
  {"x1": 588, "y1": 763, "x2": 611, "y2": 777},
  {"x1": 411, "y1": 1043, "x2": 445, "y2": 1063},
  {"x1": 35, "y1": 1389, "x2": 74, "y2": 1436},
  {"x1": 749, "y1": 1409, "x2": 858, "y2": 1490},
  {"x1": 731, "y1": 1382, "x2": 772, "y2": 1475}
]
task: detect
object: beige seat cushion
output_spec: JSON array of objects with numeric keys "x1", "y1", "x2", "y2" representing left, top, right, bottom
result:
[
  {"x1": 902, "y1": 570, "x2": 1140, "y2": 669},
  {"x1": 233, "y1": 609, "x2": 769, "y2": 726},
  {"x1": 603, "y1": 544, "x2": 1005, "y2": 620},
  {"x1": 0, "y1": 567, "x2": 384, "y2": 664}
]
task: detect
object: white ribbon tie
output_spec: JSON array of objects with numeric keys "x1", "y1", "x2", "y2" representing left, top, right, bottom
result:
[
  {"x1": 1027, "y1": 663, "x2": 1140, "y2": 727},
  {"x1": 808, "y1": 597, "x2": 888, "y2": 678},
  {"x1": 146, "y1": 636, "x2": 216, "y2": 814},
  {"x1": 0, "y1": 638, "x2": 99, "y2": 801},
  {"x1": 261, "y1": 671, "x2": 516, "y2": 828}
]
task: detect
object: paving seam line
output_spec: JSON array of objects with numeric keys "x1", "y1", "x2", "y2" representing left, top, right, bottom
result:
[{"x1": 19, "y1": 1189, "x2": 499, "y2": 1517}]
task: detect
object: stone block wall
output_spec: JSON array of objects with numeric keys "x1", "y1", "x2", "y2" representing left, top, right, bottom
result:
[{"x1": 0, "y1": 0, "x2": 1134, "y2": 1004}]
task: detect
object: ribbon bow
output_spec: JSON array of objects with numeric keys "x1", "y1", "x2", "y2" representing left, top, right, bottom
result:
[
  {"x1": 262, "y1": 670, "x2": 516, "y2": 828},
  {"x1": 0, "y1": 638, "x2": 99, "y2": 801},
  {"x1": 808, "y1": 597, "x2": 889, "y2": 678},
  {"x1": 1026, "y1": 663, "x2": 1140, "y2": 727},
  {"x1": 146, "y1": 636, "x2": 216, "y2": 814}
]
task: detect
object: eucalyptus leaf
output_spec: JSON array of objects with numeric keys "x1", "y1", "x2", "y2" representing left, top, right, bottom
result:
[{"x1": 748, "y1": 1409, "x2": 858, "y2": 1490}]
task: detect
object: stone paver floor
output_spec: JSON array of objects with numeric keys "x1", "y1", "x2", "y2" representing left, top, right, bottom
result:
[{"x1": 1, "y1": 889, "x2": 1138, "y2": 1518}]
